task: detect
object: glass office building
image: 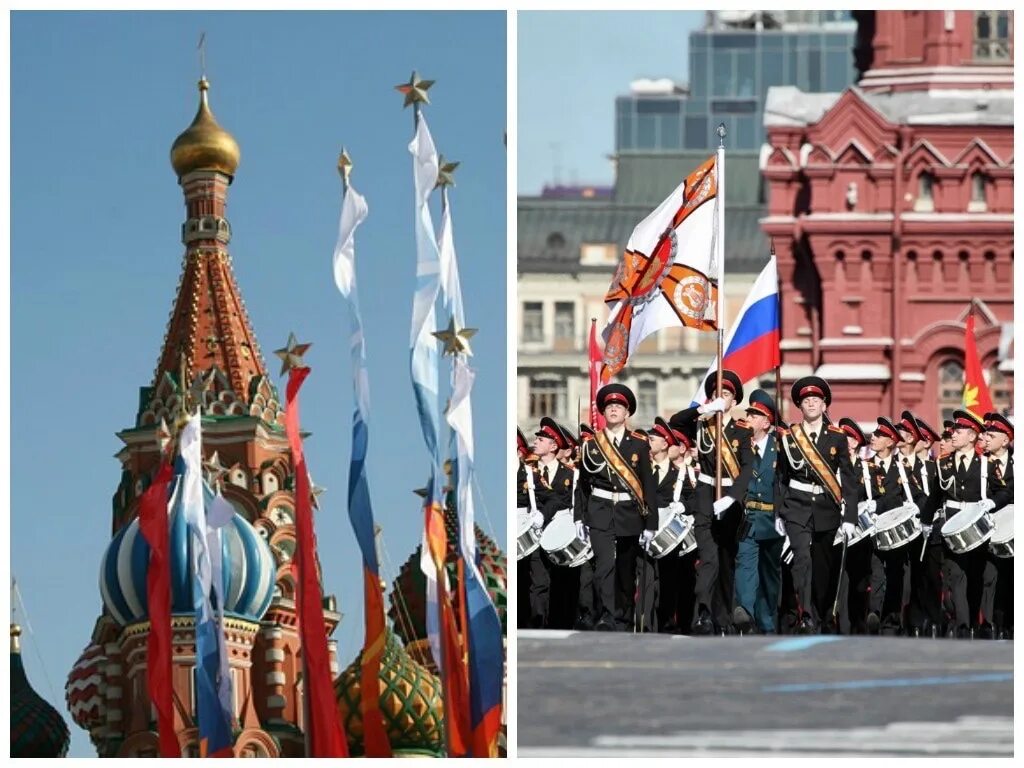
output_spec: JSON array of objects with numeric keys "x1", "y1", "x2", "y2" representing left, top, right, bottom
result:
[{"x1": 616, "y1": 11, "x2": 857, "y2": 153}]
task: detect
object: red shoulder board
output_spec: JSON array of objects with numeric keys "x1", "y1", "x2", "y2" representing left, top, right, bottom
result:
[
  {"x1": 776, "y1": 426, "x2": 790, "y2": 436},
  {"x1": 582, "y1": 433, "x2": 595, "y2": 442},
  {"x1": 826, "y1": 425, "x2": 845, "y2": 435},
  {"x1": 631, "y1": 430, "x2": 649, "y2": 441},
  {"x1": 734, "y1": 418, "x2": 750, "y2": 428}
]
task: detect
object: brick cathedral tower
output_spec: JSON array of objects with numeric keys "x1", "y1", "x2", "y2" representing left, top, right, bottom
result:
[{"x1": 64, "y1": 78, "x2": 342, "y2": 758}]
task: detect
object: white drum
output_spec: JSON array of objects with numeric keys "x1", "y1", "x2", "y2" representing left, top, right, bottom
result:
[
  {"x1": 989, "y1": 505, "x2": 1014, "y2": 559},
  {"x1": 941, "y1": 502, "x2": 994, "y2": 555},
  {"x1": 873, "y1": 503, "x2": 922, "y2": 551},
  {"x1": 649, "y1": 506, "x2": 696, "y2": 559},
  {"x1": 834, "y1": 502, "x2": 877, "y2": 547},
  {"x1": 516, "y1": 508, "x2": 541, "y2": 561},
  {"x1": 541, "y1": 515, "x2": 592, "y2": 567}
]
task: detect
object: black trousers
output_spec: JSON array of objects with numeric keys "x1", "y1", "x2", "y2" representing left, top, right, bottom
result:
[
  {"x1": 784, "y1": 513, "x2": 840, "y2": 626},
  {"x1": 842, "y1": 540, "x2": 874, "y2": 634},
  {"x1": 656, "y1": 549, "x2": 697, "y2": 632},
  {"x1": 590, "y1": 526, "x2": 617, "y2": 624},
  {"x1": 712, "y1": 508, "x2": 742, "y2": 631},
  {"x1": 869, "y1": 545, "x2": 910, "y2": 626},
  {"x1": 692, "y1": 483, "x2": 742, "y2": 628},
  {"x1": 993, "y1": 555, "x2": 1013, "y2": 634},
  {"x1": 944, "y1": 545, "x2": 997, "y2": 629},
  {"x1": 548, "y1": 564, "x2": 581, "y2": 630},
  {"x1": 525, "y1": 549, "x2": 551, "y2": 627},
  {"x1": 907, "y1": 531, "x2": 945, "y2": 633},
  {"x1": 637, "y1": 551, "x2": 658, "y2": 631},
  {"x1": 591, "y1": 527, "x2": 644, "y2": 629},
  {"x1": 577, "y1": 558, "x2": 598, "y2": 625}
]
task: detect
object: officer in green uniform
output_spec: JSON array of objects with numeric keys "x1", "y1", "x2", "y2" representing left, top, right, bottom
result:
[{"x1": 733, "y1": 389, "x2": 785, "y2": 634}]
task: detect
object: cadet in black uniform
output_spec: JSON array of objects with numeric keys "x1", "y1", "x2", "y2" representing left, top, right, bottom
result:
[
  {"x1": 865, "y1": 417, "x2": 927, "y2": 635},
  {"x1": 775, "y1": 376, "x2": 860, "y2": 634},
  {"x1": 937, "y1": 410, "x2": 1001, "y2": 638},
  {"x1": 574, "y1": 422, "x2": 600, "y2": 630},
  {"x1": 525, "y1": 417, "x2": 575, "y2": 627},
  {"x1": 575, "y1": 384, "x2": 659, "y2": 631},
  {"x1": 637, "y1": 417, "x2": 680, "y2": 632},
  {"x1": 982, "y1": 412, "x2": 1013, "y2": 639},
  {"x1": 833, "y1": 417, "x2": 873, "y2": 634},
  {"x1": 658, "y1": 425, "x2": 699, "y2": 633},
  {"x1": 904, "y1": 413, "x2": 946, "y2": 637},
  {"x1": 669, "y1": 370, "x2": 755, "y2": 634},
  {"x1": 546, "y1": 421, "x2": 583, "y2": 630}
]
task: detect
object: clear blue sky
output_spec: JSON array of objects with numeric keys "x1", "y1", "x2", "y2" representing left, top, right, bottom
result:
[
  {"x1": 11, "y1": 11, "x2": 505, "y2": 757},
  {"x1": 518, "y1": 10, "x2": 704, "y2": 194}
]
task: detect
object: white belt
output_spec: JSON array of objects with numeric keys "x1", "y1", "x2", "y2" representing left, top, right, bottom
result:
[
  {"x1": 697, "y1": 473, "x2": 733, "y2": 487},
  {"x1": 945, "y1": 501, "x2": 965, "y2": 510},
  {"x1": 592, "y1": 488, "x2": 632, "y2": 503},
  {"x1": 789, "y1": 479, "x2": 823, "y2": 494}
]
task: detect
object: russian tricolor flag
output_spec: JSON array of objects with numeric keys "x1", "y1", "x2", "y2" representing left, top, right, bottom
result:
[{"x1": 691, "y1": 255, "x2": 780, "y2": 405}]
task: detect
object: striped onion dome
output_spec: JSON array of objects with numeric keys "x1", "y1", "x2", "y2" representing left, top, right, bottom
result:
[
  {"x1": 11, "y1": 626, "x2": 70, "y2": 758},
  {"x1": 335, "y1": 627, "x2": 444, "y2": 757},
  {"x1": 65, "y1": 641, "x2": 106, "y2": 732},
  {"x1": 99, "y1": 500, "x2": 275, "y2": 627}
]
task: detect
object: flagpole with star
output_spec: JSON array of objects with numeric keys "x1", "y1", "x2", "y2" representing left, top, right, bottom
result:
[{"x1": 275, "y1": 334, "x2": 349, "y2": 757}]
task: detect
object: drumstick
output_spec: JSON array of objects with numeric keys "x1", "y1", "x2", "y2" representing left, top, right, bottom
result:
[{"x1": 831, "y1": 532, "x2": 848, "y2": 626}]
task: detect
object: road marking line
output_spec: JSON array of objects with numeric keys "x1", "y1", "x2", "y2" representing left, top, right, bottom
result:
[
  {"x1": 763, "y1": 672, "x2": 1013, "y2": 693},
  {"x1": 765, "y1": 636, "x2": 843, "y2": 652},
  {"x1": 517, "y1": 630, "x2": 578, "y2": 640}
]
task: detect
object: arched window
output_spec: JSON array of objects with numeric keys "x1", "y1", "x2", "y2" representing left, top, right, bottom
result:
[
  {"x1": 988, "y1": 366, "x2": 1011, "y2": 413},
  {"x1": 938, "y1": 359, "x2": 965, "y2": 423},
  {"x1": 969, "y1": 171, "x2": 988, "y2": 212},
  {"x1": 974, "y1": 11, "x2": 1011, "y2": 60},
  {"x1": 915, "y1": 172, "x2": 935, "y2": 212}
]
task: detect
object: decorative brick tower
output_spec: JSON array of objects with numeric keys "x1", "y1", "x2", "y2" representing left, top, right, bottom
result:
[
  {"x1": 65, "y1": 78, "x2": 342, "y2": 758},
  {"x1": 762, "y1": 10, "x2": 1013, "y2": 425}
]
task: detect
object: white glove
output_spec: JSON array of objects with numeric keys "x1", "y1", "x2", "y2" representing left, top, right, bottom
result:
[
  {"x1": 921, "y1": 523, "x2": 932, "y2": 537},
  {"x1": 774, "y1": 516, "x2": 786, "y2": 538},
  {"x1": 698, "y1": 397, "x2": 727, "y2": 417},
  {"x1": 530, "y1": 510, "x2": 544, "y2": 529},
  {"x1": 980, "y1": 499, "x2": 996, "y2": 512},
  {"x1": 575, "y1": 521, "x2": 589, "y2": 541},
  {"x1": 668, "y1": 501, "x2": 686, "y2": 515},
  {"x1": 639, "y1": 529, "x2": 655, "y2": 550},
  {"x1": 839, "y1": 522, "x2": 857, "y2": 540},
  {"x1": 712, "y1": 496, "x2": 735, "y2": 518},
  {"x1": 861, "y1": 500, "x2": 877, "y2": 514}
]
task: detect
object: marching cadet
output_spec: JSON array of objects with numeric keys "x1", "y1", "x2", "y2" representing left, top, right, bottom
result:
[
  {"x1": 939, "y1": 421, "x2": 955, "y2": 458},
  {"x1": 573, "y1": 423, "x2": 600, "y2": 631},
  {"x1": 775, "y1": 376, "x2": 860, "y2": 634},
  {"x1": 658, "y1": 425, "x2": 699, "y2": 633},
  {"x1": 546, "y1": 422, "x2": 583, "y2": 630},
  {"x1": 937, "y1": 410, "x2": 1000, "y2": 639},
  {"x1": 733, "y1": 389, "x2": 785, "y2": 635},
  {"x1": 575, "y1": 384, "x2": 659, "y2": 631},
  {"x1": 669, "y1": 370, "x2": 755, "y2": 634},
  {"x1": 865, "y1": 417, "x2": 927, "y2": 635},
  {"x1": 637, "y1": 417, "x2": 679, "y2": 631},
  {"x1": 905, "y1": 414, "x2": 946, "y2": 637},
  {"x1": 517, "y1": 427, "x2": 536, "y2": 629},
  {"x1": 524, "y1": 417, "x2": 574, "y2": 628},
  {"x1": 982, "y1": 412, "x2": 1013, "y2": 639},
  {"x1": 836, "y1": 416, "x2": 874, "y2": 634}
]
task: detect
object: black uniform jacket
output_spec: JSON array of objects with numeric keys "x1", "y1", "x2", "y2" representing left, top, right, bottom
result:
[
  {"x1": 775, "y1": 422, "x2": 860, "y2": 527},
  {"x1": 575, "y1": 428, "x2": 659, "y2": 535},
  {"x1": 667, "y1": 408, "x2": 755, "y2": 506}
]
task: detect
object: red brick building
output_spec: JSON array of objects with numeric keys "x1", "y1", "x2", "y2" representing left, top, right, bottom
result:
[{"x1": 761, "y1": 10, "x2": 1013, "y2": 425}]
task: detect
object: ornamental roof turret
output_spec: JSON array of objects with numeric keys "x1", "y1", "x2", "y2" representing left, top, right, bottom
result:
[{"x1": 11, "y1": 625, "x2": 70, "y2": 758}]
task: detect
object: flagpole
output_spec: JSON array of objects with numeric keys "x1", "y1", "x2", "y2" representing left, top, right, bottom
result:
[
  {"x1": 714, "y1": 124, "x2": 726, "y2": 498},
  {"x1": 771, "y1": 238, "x2": 783, "y2": 423}
]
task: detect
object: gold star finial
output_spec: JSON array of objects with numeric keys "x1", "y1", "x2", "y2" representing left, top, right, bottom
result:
[
  {"x1": 274, "y1": 333, "x2": 312, "y2": 376},
  {"x1": 395, "y1": 70, "x2": 434, "y2": 108},
  {"x1": 204, "y1": 451, "x2": 228, "y2": 485},
  {"x1": 435, "y1": 155, "x2": 460, "y2": 189},
  {"x1": 432, "y1": 316, "x2": 478, "y2": 357},
  {"x1": 308, "y1": 472, "x2": 326, "y2": 510},
  {"x1": 337, "y1": 148, "x2": 353, "y2": 186}
]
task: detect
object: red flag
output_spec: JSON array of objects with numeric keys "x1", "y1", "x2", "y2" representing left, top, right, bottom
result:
[
  {"x1": 285, "y1": 367, "x2": 350, "y2": 757},
  {"x1": 137, "y1": 461, "x2": 180, "y2": 758},
  {"x1": 963, "y1": 308, "x2": 994, "y2": 420},
  {"x1": 424, "y1": 498, "x2": 471, "y2": 756},
  {"x1": 588, "y1": 319, "x2": 607, "y2": 430}
]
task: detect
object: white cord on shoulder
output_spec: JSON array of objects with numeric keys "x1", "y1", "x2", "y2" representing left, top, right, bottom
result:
[
  {"x1": 525, "y1": 463, "x2": 539, "y2": 513},
  {"x1": 781, "y1": 430, "x2": 805, "y2": 471}
]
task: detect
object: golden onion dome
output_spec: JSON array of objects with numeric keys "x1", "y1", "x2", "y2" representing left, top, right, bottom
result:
[{"x1": 170, "y1": 78, "x2": 240, "y2": 180}]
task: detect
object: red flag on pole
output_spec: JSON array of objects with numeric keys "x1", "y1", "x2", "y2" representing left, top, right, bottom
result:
[
  {"x1": 588, "y1": 318, "x2": 607, "y2": 430},
  {"x1": 285, "y1": 366, "x2": 350, "y2": 757},
  {"x1": 137, "y1": 461, "x2": 180, "y2": 758},
  {"x1": 963, "y1": 307, "x2": 995, "y2": 420}
]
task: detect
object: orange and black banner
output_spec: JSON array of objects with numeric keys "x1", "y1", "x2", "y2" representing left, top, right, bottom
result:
[{"x1": 789, "y1": 426, "x2": 842, "y2": 505}]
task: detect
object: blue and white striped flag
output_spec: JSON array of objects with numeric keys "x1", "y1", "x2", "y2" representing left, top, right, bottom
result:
[{"x1": 178, "y1": 413, "x2": 233, "y2": 756}]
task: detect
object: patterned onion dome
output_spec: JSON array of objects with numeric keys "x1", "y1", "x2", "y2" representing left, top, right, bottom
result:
[
  {"x1": 11, "y1": 626, "x2": 70, "y2": 758},
  {"x1": 335, "y1": 627, "x2": 444, "y2": 757},
  {"x1": 65, "y1": 641, "x2": 107, "y2": 732},
  {"x1": 99, "y1": 498, "x2": 275, "y2": 627},
  {"x1": 388, "y1": 524, "x2": 507, "y2": 645}
]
